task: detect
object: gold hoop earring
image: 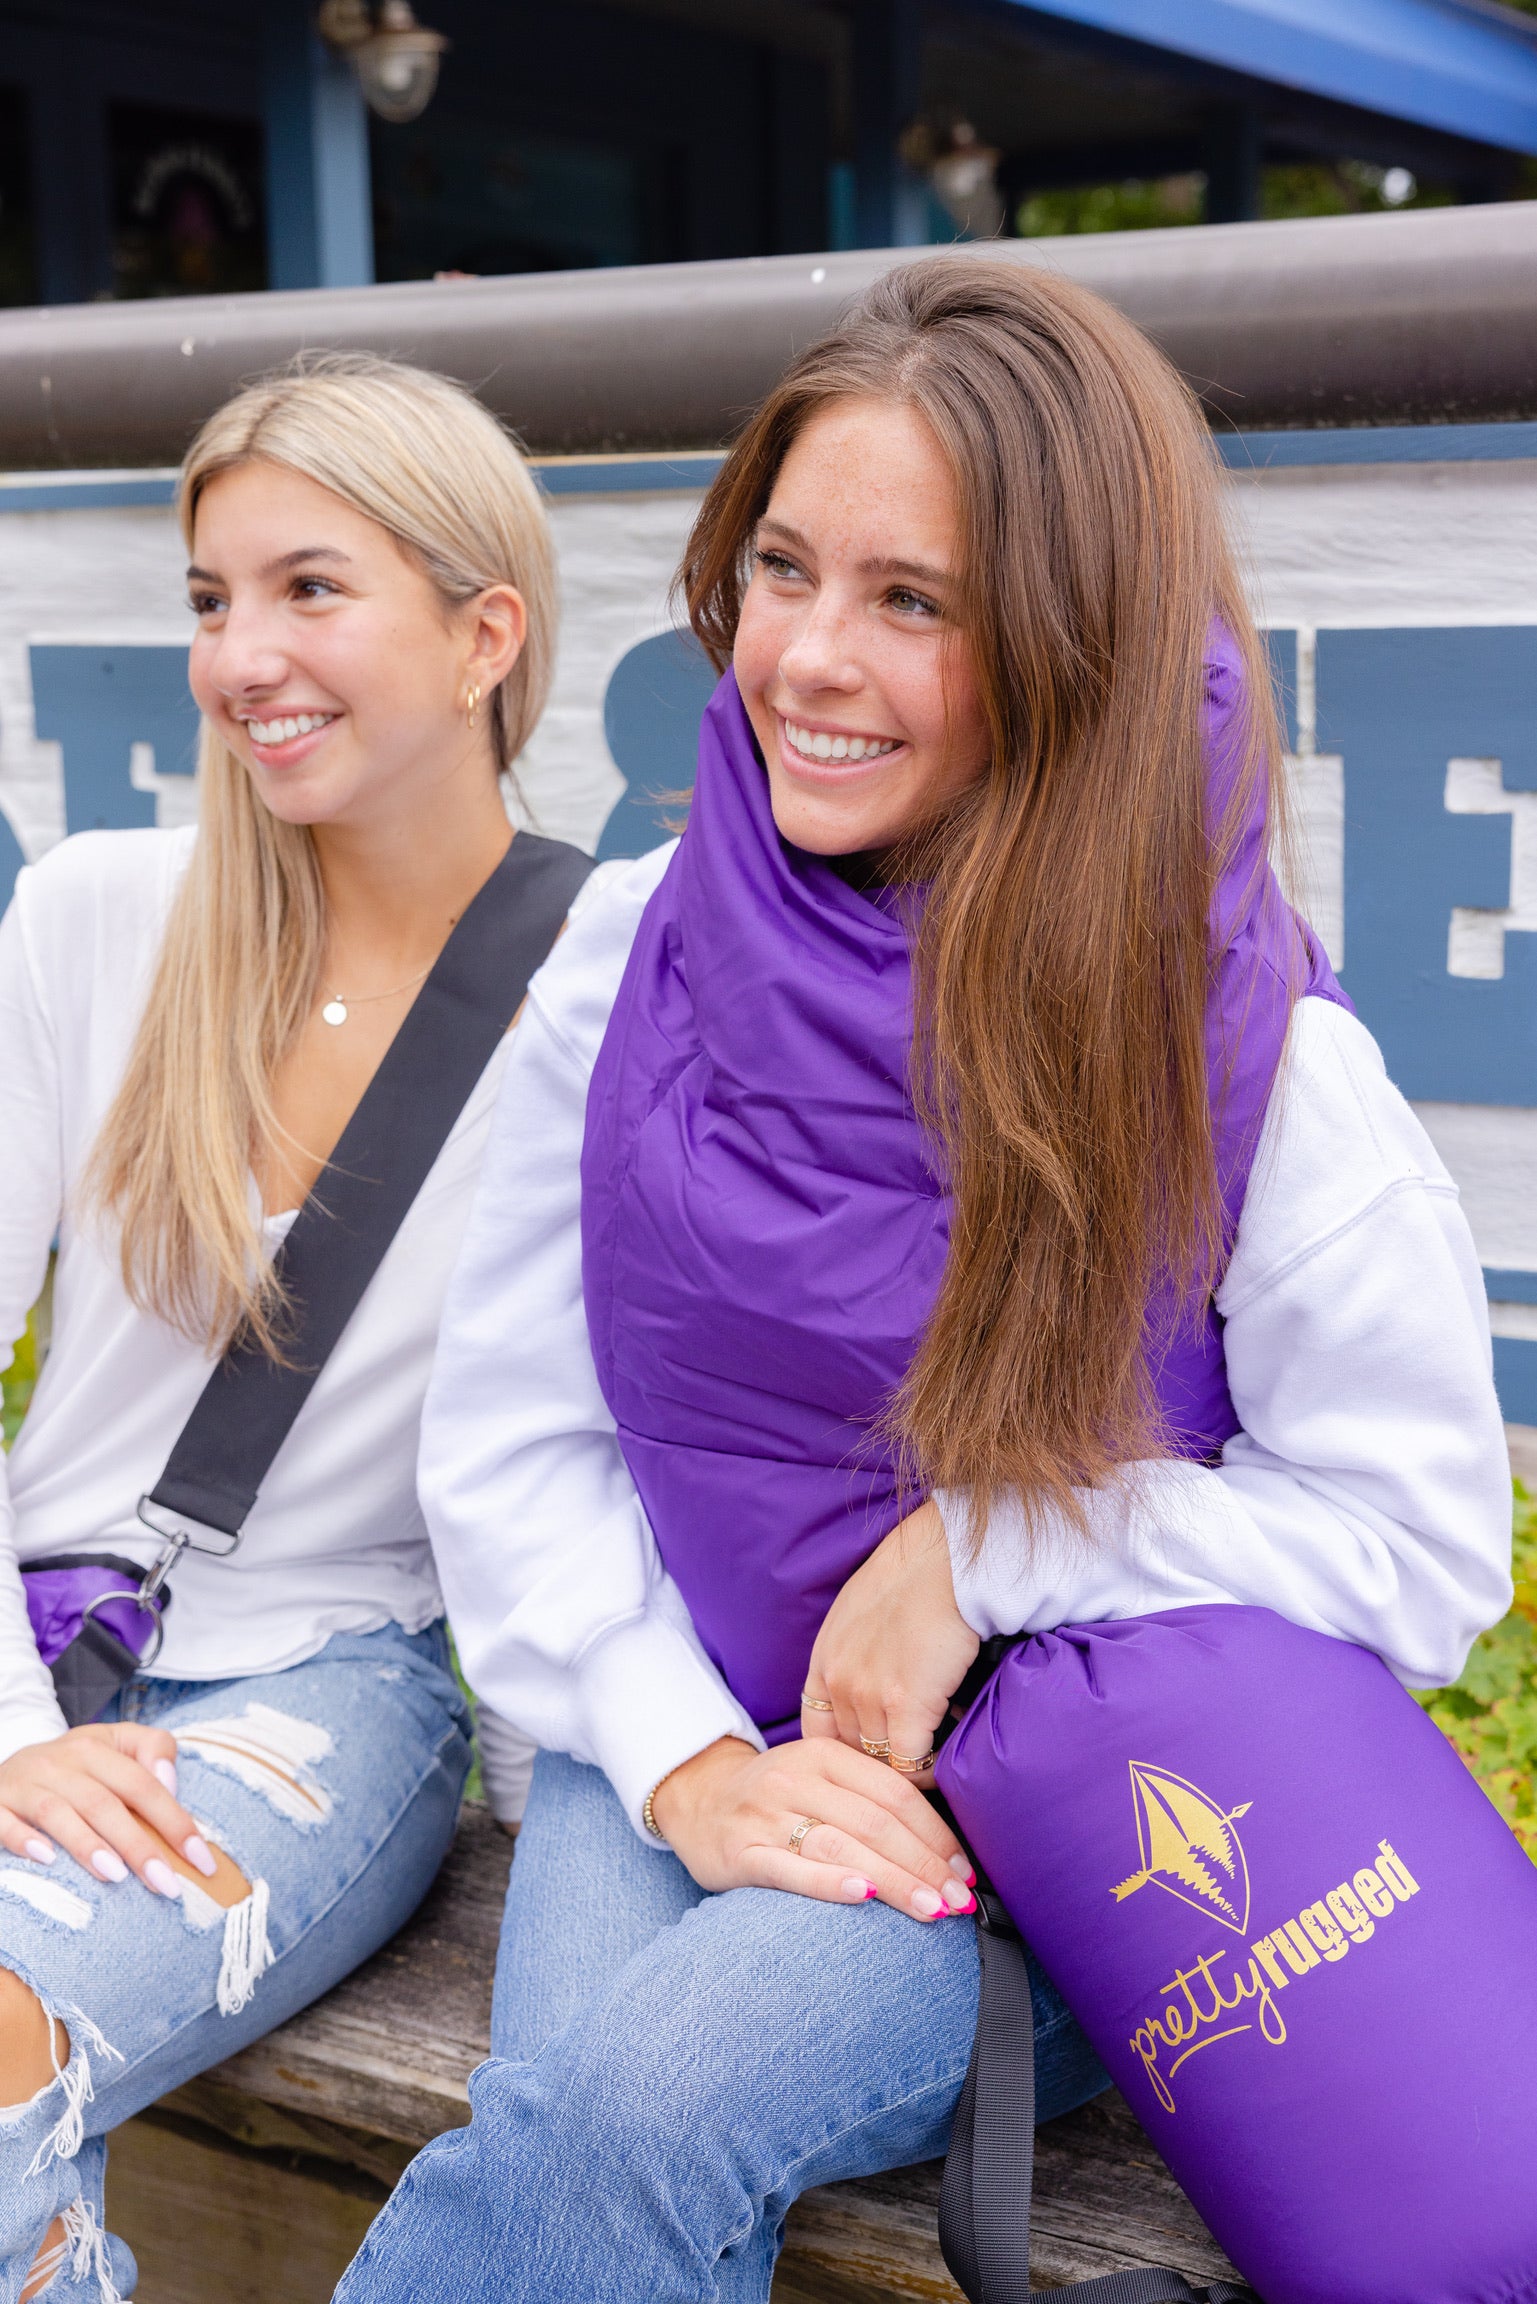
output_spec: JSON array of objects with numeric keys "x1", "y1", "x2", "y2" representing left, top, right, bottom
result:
[{"x1": 465, "y1": 683, "x2": 482, "y2": 730}]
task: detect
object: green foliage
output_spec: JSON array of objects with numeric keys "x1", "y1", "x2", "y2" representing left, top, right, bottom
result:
[
  {"x1": 1017, "y1": 159, "x2": 1460, "y2": 239},
  {"x1": 1016, "y1": 174, "x2": 1205, "y2": 237},
  {"x1": 1417, "y1": 1483, "x2": 1537, "y2": 1858},
  {"x1": 1, "y1": 1311, "x2": 40, "y2": 1449}
]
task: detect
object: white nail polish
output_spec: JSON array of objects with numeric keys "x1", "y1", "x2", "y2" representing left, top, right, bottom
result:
[
  {"x1": 144, "y1": 1857, "x2": 179, "y2": 1898},
  {"x1": 90, "y1": 1849, "x2": 128, "y2": 1883},
  {"x1": 24, "y1": 1839, "x2": 54, "y2": 1865},
  {"x1": 182, "y1": 1834, "x2": 218, "y2": 1878},
  {"x1": 152, "y1": 1759, "x2": 178, "y2": 1797}
]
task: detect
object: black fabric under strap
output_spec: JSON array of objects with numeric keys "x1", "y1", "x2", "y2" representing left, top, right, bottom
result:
[
  {"x1": 937, "y1": 1891, "x2": 1261, "y2": 2304},
  {"x1": 147, "y1": 830, "x2": 592, "y2": 1540}
]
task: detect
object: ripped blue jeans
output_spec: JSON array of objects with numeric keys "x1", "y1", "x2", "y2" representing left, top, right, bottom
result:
[{"x1": 0, "y1": 1619, "x2": 470, "y2": 2303}]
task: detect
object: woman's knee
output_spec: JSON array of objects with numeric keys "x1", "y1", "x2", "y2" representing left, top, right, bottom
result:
[{"x1": 0, "y1": 1969, "x2": 67, "y2": 2110}]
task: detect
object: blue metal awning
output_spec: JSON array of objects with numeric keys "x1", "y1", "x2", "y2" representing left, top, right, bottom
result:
[{"x1": 1008, "y1": 1, "x2": 1537, "y2": 155}]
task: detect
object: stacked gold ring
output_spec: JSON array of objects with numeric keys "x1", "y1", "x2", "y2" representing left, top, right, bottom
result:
[
  {"x1": 787, "y1": 1816, "x2": 821, "y2": 1854},
  {"x1": 859, "y1": 1736, "x2": 891, "y2": 1760},
  {"x1": 888, "y1": 1750, "x2": 938, "y2": 1774},
  {"x1": 800, "y1": 1691, "x2": 835, "y2": 1713}
]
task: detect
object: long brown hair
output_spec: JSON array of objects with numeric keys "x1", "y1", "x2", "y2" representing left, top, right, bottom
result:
[{"x1": 683, "y1": 258, "x2": 1282, "y2": 1540}]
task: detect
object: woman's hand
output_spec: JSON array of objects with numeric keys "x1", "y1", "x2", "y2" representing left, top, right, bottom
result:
[
  {"x1": 0, "y1": 1725, "x2": 218, "y2": 1893},
  {"x1": 800, "y1": 1500, "x2": 979, "y2": 1782},
  {"x1": 649, "y1": 1735, "x2": 976, "y2": 1922}
]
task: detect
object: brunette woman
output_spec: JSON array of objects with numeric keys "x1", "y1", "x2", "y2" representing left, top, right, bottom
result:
[
  {"x1": 0, "y1": 355, "x2": 581, "y2": 2300},
  {"x1": 347, "y1": 262, "x2": 1510, "y2": 2302}
]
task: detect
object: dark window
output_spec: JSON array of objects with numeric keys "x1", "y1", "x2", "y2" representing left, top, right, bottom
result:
[
  {"x1": 0, "y1": 87, "x2": 37, "y2": 307},
  {"x1": 108, "y1": 102, "x2": 266, "y2": 299},
  {"x1": 371, "y1": 115, "x2": 652, "y2": 280}
]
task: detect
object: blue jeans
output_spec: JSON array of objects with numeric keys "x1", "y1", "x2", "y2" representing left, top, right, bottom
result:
[
  {"x1": 337, "y1": 1749, "x2": 1109, "y2": 2304},
  {"x1": 0, "y1": 1620, "x2": 469, "y2": 2303}
]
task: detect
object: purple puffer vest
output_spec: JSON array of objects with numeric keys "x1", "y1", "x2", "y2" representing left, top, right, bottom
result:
[{"x1": 581, "y1": 633, "x2": 1346, "y2": 1740}]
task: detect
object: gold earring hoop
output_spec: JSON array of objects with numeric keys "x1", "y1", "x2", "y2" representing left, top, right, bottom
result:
[{"x1": 465, "y1": 683, "x2": 483, "y2": 730}]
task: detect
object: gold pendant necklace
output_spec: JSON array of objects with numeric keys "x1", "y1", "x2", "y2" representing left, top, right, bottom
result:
[{"x1": 320, "y1": 960, "x2": 433, "y2": 1027}]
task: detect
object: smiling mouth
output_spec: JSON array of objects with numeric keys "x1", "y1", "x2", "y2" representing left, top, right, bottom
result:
[
  {"x1": 784, "y1": 720, "x2": 902, "y2": 765},
  {"x1": 237, "y1": 711, "x2": 339, "y2": 747}
]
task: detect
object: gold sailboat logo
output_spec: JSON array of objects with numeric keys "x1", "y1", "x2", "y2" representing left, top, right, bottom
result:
[{"x1": 1111, "y1": 1762, "x2": 1253, "y2": 1935}]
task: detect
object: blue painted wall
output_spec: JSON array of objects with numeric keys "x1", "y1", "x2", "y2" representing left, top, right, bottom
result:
[
  {"x1": 4, "y1": 448, "x2": 1535, "y2": 1427},
  {"x1": 29, "y1": 646, "x2": 199, "y2": 837}
]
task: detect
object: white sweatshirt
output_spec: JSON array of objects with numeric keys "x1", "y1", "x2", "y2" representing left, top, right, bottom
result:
[
  {"x1": 420, "y1": 845, "x2": 1514, "y2": 1842},
  {"x1": 0, "y1": 826, "x2": 614, "y2": 1818}
]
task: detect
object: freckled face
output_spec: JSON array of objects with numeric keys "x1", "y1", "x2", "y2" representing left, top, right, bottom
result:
[
  {"x1": 732, "y1": 397, "x2": 990, "y2": 858},
  {"x1": 186, "y1": 460, "x2": 484, "y2": 832}
]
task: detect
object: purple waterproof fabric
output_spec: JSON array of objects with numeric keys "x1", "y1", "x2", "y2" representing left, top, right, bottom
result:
[
  {"x1": 582, "y1": 634, "x2": 1345, "y2": 1737},
  {"x1": 935, "y1": 1606, "x2": 1537, "y2": 2302},
  {"x1": 23, "y1": 1563, "x2": 155, "y2": 1667}
]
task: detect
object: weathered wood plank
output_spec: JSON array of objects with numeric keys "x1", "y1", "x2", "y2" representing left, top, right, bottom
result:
[
  {"x1": 778, "y1": 2092, "x2": 1239, "y2": 2300},
  {"x1": 105, "y1": 2107, "x2": 383, "y2": 2304},
  {"x1": 206, "y1": 1802, "x2": 511, "y2": 2145}
]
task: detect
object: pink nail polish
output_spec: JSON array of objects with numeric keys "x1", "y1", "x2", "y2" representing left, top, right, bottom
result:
[
  {"x1": 24, "y1": 1839, "x2": 53, "y2": 1865},
  {"x1": 953, "y1": 1891, "x2": 978, "y2": 1915},
  {"x1": 152, "y1": 1758, "x2": 178, "y2": 1798},
  {"x1": 182, "y1": 1834, "x2": 218, "y2": 1878},
  {"x1": 91, "y1": 1849, "x2": 128, "y2": 1884},
  {"x1": 842, "y1": 1875, "x2": 876, "y2": 1901},
  {"x1": 941, "y1": 1877, "x2": 974, "y2": 1911},
  {"x1": 948, "y1": 1855, "x2": 976, "y2": 1885},
  {"x1": 913, "y1": 1887, "x2": 944, "y2": 1918},
  {"x1": 144, "y1": 1858, "x2": 179, "y2": 1898}
]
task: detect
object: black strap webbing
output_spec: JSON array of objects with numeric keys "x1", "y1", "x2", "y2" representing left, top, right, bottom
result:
[
  {"x1": 148, "y1": 830, "x2": 592, "y2": 1539},
  {"x1": 937, "y1": 1893, "x2": 1261, "y2": 2304}
]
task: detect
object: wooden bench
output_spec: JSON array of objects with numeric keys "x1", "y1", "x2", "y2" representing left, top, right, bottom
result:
[{"x1": 104, "y1": 1802, "x2": 1240, "y2": 2302}]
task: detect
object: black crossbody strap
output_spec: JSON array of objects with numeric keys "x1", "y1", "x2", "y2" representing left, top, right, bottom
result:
[
  {"x1": 938, "y1": 1890, "x2": 1261, "y2": 2304},
  {"x1": 147, "y1": 831, "x2": 592, "y2": 1539}
]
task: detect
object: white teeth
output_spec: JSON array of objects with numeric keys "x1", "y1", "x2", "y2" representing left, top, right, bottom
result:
[
  {"x1": 245, "y1": 712, "x2": 333, "y2": 746},
  {"x1": 785, "y1": 722, "x2": 897, "y2": 765}
]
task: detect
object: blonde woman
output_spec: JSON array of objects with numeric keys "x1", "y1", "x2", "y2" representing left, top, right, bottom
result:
[{"x1": 0, "y1": 356, "x2": 581, "y2": 2302}]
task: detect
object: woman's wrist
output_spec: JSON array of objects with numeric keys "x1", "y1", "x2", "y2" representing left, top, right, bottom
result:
[{"x1": 646, "y1": 1735, "x2": 757, "y2": 1847}]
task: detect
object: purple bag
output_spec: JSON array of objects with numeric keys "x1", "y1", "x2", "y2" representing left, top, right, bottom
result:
[{"x1": 936, "y1": 1605, "x2": 1537, "y2": 2303}]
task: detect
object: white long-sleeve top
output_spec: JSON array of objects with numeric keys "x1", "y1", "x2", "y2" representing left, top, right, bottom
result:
[
  {"x1": 0, "y1": 826, "x2": 609, "y2": 1809},
  {"x1": 420, "y1": 846, "x2": 1514, "y2": 1841}
]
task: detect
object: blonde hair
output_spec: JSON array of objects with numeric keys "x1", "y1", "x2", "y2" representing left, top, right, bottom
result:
[{"x1": 86, "y1": 354, "x2": 557, "y2": 1355}]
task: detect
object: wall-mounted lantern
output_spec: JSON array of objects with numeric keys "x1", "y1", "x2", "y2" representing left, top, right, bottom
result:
[
  {"x1": 899, "y1": 117, "x2": 1004, "y2": 240},
  {"x1": 316, "y1": 0, "x2": 448, "y2": 125}
]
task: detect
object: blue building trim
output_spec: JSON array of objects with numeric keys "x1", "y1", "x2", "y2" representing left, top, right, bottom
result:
[
  {"x1": 1494, "y1": 1340, "x2": 1537, "y2": 1429},
  {"x1": 1214, "y1": 422, "x2": 1537, "y2": 469},
  {"x1": 15, "y1": 424, "x2": 1537, "y2": 519},
  {"x1": 0, "y1": 476, "x2": 180, "y2": 513},
  {"x1": 1487, "y1": 1271, "x2": 1537, "y2": 1307},
  {"x1": 262, "y1": 0, "x2": 374, "y2": 291},
  {"x1": 534, "y1": 454, "x2": 729, "y2": 497},
  {"x1": 1008, "y1": 0, "x2": 1537, "y2": 155}
]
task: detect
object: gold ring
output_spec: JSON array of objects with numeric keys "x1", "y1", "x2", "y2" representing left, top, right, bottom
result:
[
  {"x1": 787, "y1": 1816, "x2": 821, "y2": 1854},
  {"x1": 859, "y1": 1736, "x2": 891, "y2": 1760},
  {"x1": 800, "y1": 1692, "x2": 835, "y2": 1713},
  {"x1": 888, "y1": 1750, "x2": 938, "y2": 1775}
]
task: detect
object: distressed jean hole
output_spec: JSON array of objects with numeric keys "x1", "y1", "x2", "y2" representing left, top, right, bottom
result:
[
  {"x1": 0, "y1": 1970, "x2": 68, "y2": 2110},
  {"x1": 174, "y1": 1707, "x2": 333, "y2": 1829},
  {"x1": 139, "y1": 1823, "x2": 250, "y2": 1913},
  {"x1": 20, "y1": 2216, "x2": 65, "y2": 2302}
]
